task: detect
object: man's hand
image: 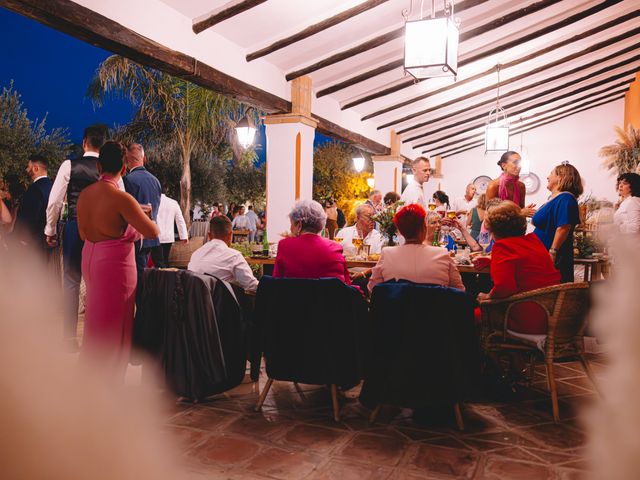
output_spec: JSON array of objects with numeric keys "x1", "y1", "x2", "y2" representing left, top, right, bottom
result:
[
  {"x1": 477, "y1": 292, "x2": 490, "y2": 301},
  {"x1": 45, "y1": 235, "x2": 58, "y2": 248},
  {"x1": 180, "y1": 239, "x2": 189, "y2": 244}
]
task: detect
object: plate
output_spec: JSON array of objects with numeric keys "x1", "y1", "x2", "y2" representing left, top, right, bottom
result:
[
  {"x1": 473, "y1": 175, "x2": 492, "y2": 194},
  {"x1": 520, "y1": 173, "x2": 540, "y2": 194}
]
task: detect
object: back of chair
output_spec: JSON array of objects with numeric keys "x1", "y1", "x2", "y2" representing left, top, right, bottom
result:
[
  {"x1": 254, "y1": 276, "x2": 368, "y2": 388},
  {"x1": 546, "y1": 282, "x2": 591, "y2": 357},
  {"x1": 360, "y1": 281, "x2": 479, "y2": 409},
  {"x1": 133, "y1": 269, "x2": 246, "y2": 399},
  {"x1": 168, "y1": 236, "x2": 204, "y2": 268}
]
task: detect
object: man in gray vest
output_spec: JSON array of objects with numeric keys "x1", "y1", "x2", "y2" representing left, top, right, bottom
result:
[{"x1": 45, "y1": 125, "x2": 106, "y2": 350}]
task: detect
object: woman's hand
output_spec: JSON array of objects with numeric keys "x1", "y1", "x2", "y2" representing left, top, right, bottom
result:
[
  {"x1": 477, "y1": 292, "x2": 490, "y2": 301},
  {"x1": 522, "y1": 204, "x2": 537, "y2": 217}
]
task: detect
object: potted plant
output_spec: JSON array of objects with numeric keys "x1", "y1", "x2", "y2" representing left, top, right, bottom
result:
[{"x1": 599, "y1": 125, "x2": 640, "y2": 175}]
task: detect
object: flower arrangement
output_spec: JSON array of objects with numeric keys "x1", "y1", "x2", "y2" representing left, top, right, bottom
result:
[{"x1": 372, "y1": 201, "x2": 404, "y2": 246}]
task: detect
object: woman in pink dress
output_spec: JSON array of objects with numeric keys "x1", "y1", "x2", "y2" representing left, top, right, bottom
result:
[{"x1": 77, "y1": 141, "x2": 159, "y2": 377}]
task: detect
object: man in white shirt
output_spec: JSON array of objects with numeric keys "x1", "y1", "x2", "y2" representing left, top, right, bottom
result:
[
  {"x1": 44, "y1": 125, "x2": 110, "y2": 349},
  {"x1": 188, "y1": 215, "x2": 258, "y2": 292},
  {"x1": 400, "y1": 157, "x2": 431, "y2": 208},
  {"x1": 336, "y1": 204, "x2": 384, "y2": 256},
  {"x1": 152, "y1": 193, "x2": 188, "y2": 267},
  {"x1": 452, "y1": 183, "x2": 478, "y2": 225},
  {"x1": 245, "y1": 205, "x2": 260, "y2": 242}
]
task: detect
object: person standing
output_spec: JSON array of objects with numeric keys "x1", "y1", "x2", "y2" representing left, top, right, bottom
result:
[
  {"x1": 401, "y1": 157, "x2": 431, "y2": 209},
  {"x1": 123, "y1": 143, "x2": 161, "y2": 277},
  {"x1": 452, "y1": 183, "x2": 477, "y2": 225},
  {"x1": 532, "y1": 163, "x2": 583, "y2": 283},
  {"x1": 486, "y1": 151, "x2": 536, "y2": 216},
  {"x1": 245, "y1": 205, "x2": 260, "y2": 243},
  {"x1": 14, "y1": 154, "x2": 53, "y2": 251},
  {"x1": 77, "y1": 141, "x2": 159, "y2": 376},
  {"x1": 152, "y1": 193, "x2": 188, "y2": 267},
  {"x1": 45, "y1": 125, "x2": 106, "y2": 349}
]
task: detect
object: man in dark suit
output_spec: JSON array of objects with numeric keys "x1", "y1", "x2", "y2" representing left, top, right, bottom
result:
[
  {"x1": 45, "y1": 125, "x2": 106, "y2": 349},
  {"x1": 123, "y1": 143, "x2": 161, "y2": 277},
  {"x1": 15, "y1": 154, "x2": 53, "y2": 251}
]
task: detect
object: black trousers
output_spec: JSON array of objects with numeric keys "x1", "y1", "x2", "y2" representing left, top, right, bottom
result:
[{"x1": 149, "y1": 243, "x2": 173, "y2": 268}]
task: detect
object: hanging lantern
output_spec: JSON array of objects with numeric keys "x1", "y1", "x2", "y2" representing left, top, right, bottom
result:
[
  {"x1": 485, "y1": 65, "x2": 509, "y2": 152},
  {"x1": 353, "y1": 154, "x2": 365, "y2": 172},
  {"x1": 404, "y1": 0, "x2": 459, "y2": 80},
  {"x1": 235, "y1": 114, "x2": 256, "y2": 149},
  {"x1": 366, "y1": 177, "x2": 375, "y2": 189}
]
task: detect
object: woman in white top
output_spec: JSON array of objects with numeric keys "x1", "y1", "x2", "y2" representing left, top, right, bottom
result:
[
  {"x1": 614, "y1": 173, "x2": 640, "y2": 234},
  {"x1": 368, "y1": 204, "x2": 465, "y2": 293}
]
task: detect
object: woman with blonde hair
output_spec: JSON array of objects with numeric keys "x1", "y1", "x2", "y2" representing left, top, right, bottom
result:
[
  {"x1": 467, "y1": 193, "x2": 487, "y2": 241},
  {"x1": 532, "y1": 163, "x2": 583, "y2": 282}
]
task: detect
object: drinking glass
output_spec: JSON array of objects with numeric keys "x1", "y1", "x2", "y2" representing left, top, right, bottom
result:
[
  {"x1": 438, "y1": 230, "x2": 449, "y2": 249},
  {"x1": 446, "y1": 209, "x2": 457, "y2": 220},
  {"x1": 352, "y1": 230, "x2": 363, "y2": 256},
  {"x1": 428, "y1": 200, "x2": 437, "y2": 211},
  {"x1": 478, "y1": 231, "x2": 491, "y2": 252}
]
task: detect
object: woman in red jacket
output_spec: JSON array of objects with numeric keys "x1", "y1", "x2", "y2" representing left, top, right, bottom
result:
[{"x1": 477, "y1": 201, "x2": 561, "y2": 334}]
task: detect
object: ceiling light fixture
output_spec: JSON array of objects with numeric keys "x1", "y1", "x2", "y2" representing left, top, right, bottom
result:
[
  {"x1": 485, "y1": 65, "x2": 510, "y2": 152},
  {"x1": 403, "y1": 0, "x2": 459, "y2": 80}
]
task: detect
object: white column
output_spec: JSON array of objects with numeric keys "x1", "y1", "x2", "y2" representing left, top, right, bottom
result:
[
  {"x1": 372, "y1": 155, "x2": 404, "y2": 195},
  {"x1": 264, "y1": 115, "x2": 317, "y2": 242}
]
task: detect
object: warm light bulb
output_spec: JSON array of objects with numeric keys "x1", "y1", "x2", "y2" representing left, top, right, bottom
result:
[{"x1": 353, "y1": 155, "x2": 365, "y2": 172}]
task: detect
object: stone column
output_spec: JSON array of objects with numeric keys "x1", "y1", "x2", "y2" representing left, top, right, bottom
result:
[
  {"x1": 263, "y1": 76, "x2": 317, "y2": 242},
  {"x1": 372, "y1": 130, "x2": 404, "y2": 195}
]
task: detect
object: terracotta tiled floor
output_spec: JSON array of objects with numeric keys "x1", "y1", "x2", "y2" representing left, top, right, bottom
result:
[{"x1": 163, "y1": 357, "x2": 602, "y2": 479}]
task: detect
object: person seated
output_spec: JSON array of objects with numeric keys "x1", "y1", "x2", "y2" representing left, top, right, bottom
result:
[
  {"x1": 368, "y1": 204, "x2": 465, "y2": 293},
  {"x1": 383, "y1": 191, "x2": 401, "y2": 206},
  {"x1": 188, "y1": 215, "x2": 258, "y2": 292},
  {"x1": 336, "y1": 204, "x2": 384, "y2": 256},
  {"x1": 477, "y1": 201, "x2": 561, "y2": 335},
  {"x1": 274, "y1": 199, "x2": 352, "y2": 285}
]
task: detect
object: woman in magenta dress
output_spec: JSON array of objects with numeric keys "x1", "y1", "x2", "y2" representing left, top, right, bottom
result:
[{"x1": 77, "y1": 141, "x2": 159, "y2": 376}]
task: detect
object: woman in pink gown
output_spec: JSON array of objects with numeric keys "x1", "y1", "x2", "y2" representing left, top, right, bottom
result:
[{"x1": 77, "y1": 141, "x2": 159, "y2": 377}]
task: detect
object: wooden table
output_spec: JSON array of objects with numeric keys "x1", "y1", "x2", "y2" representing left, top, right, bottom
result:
[
  {"x1": 247, "y1": 257, "x2": 490, "y2": 275},
  {"x1": 574, "y1": 257, "x2": 609, "y2": 282}
]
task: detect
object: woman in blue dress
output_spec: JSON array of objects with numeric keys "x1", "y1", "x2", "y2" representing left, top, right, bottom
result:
[{"x1": 532, "y1": 163, "x2": 583, "y2": 282}]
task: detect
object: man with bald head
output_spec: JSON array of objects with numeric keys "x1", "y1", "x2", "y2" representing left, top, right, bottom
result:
[{"x1": 123, "y1": 143, "x2": 161, "y2": 277}]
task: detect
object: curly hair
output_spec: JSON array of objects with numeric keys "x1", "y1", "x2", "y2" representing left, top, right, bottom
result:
[
  {"x1": 485, "y1": 201, "x2": 527, "y2": 239},
  {"x1": 617, "y1": 172, "x2": 640, "y2": 197},
  {"x1": 394, "y1": 204, "x2": 426, "y2": 239}
]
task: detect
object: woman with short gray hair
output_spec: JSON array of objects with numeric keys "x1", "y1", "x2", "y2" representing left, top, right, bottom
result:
[
  {"x1": 274, "y1": 199, "x2": 353, "y2": 286},
  {"x1": 289, "y1": 199, "x2": 327, "y2": 235}
]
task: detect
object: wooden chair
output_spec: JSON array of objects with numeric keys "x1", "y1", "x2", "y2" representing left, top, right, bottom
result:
[{"x1": 479, "y1": 282, "x2": 600, "y2": 422}]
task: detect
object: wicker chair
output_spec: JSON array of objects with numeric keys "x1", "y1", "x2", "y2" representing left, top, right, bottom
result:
[
  {"x1": 479, "y1": 282, "x2": 599, "y2": 422},
  {"x1": 167, "y1": 236, "x2": 204, "y2": 268}
]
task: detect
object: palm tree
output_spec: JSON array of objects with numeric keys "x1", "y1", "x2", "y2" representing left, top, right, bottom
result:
[
  {"x1": 599, "y1": 125, "x2": 640, "y2": 175},
  {"x1": 87, "y1": 55, "x2": 259, "y2": 223}
]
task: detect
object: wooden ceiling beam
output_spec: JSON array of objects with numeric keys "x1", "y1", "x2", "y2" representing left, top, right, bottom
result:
[
  {"x1": 352, "y1": 2, "x2": 633, "y2": 116},
  {"x1": 430, "y1": 87, "x2": 630, "y2": 154},
  {"x1": 411, "y1": 73, "x2": 635, "y2": 149},
  {"x1": 393, "y1": 44, "x2": 640, "y2": 135},
  {"x1": 439, "y1": 93, "x2": 626, "y2": 158},
  {"x1": 0, "y1": 0, "x2": 391, "y2": 154},
  {"x1": 246, "y1": 0, "x2": 390, "y2": 62},
  {"x1": 193, "y1": 0, "x2": 267, "y2": 34},
  {"x1": 321, "y1": 0, "x2": 623, "y2": 100},
  {"x1": 285, "y1": 0, "x2": 497, "y2": 81}
]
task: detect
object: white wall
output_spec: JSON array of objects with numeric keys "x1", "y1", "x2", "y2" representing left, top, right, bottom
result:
[{"x1": 436, "y1": 100, "x2": 624, "y2": 206}]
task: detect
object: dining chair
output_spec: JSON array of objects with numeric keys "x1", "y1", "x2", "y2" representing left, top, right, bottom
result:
[
  {"x1": 253, "y1": 276, "x2": 368, "y2": 421},
  {"x1": 479, "y1": 282, "x2": 599, "y2": 422},
  {"x1": 361, "y1": 281, "x2": 479, "y2": 430}
]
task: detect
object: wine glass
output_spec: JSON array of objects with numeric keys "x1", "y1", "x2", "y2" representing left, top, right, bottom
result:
[
  {"x1": 478, "y1": 231, "x2": 491, "y2": 252},
  {"x1": 428, "y1": 200, "x2": 437, "y2": 211},
  {"x1": 438, "y1": 230, "x2": 449, "y2": 249},
  {"x1": 352, "y1": 230, "x2": 363, "y2": 256},
  {"x1": 446, "y1": 209, "x2": 457, "y2": 220},
  {"x1": 334, "y1": 235, "x2": 344, "y2": 245}
]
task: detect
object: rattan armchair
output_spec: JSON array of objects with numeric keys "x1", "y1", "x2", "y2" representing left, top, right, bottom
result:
[{"x1": 479, "y1": 282, "x2": 600, "y2": 422}]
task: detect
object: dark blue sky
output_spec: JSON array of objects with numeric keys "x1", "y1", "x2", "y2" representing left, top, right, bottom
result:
[{"x1": 0, "y1": 7, "x2": 333, "y2": 161}]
